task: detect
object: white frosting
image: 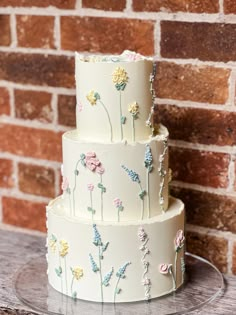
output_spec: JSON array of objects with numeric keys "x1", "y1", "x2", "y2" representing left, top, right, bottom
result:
[
  {"x1": 47, "y1": 196, "x2": 185, "y2": 303},
  {"x1": 62, "y1": 125, "x2": 169, "y2": 221},
  {"x1": 75, "y1": 51, "x2": 154, "y2": 143}
]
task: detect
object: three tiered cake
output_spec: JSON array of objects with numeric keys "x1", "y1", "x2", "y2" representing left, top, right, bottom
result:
[{"x1": 46, "y1": 51, "x2": 185, "y2": 303}]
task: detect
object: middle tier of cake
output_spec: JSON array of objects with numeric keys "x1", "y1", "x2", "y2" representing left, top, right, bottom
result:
[{"x1": 61, "y1": 126, "x2": 169, "y2": 222}]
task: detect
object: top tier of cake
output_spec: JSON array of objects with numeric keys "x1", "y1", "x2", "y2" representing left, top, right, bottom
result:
[{"x1": 75, "y1": 51, "x2": 154, "y2": 143}]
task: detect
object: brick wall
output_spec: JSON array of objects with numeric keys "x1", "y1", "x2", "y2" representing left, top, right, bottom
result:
[{"x1": 0, "y1": 0, "x2": 235, "y2": 274}]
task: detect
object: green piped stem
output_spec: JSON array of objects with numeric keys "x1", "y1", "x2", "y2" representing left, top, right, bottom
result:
[
  {"x1": 132, "y1": 115, "x2": 135, "y2": 142},
  {"x1": 113, "y1": 276, "x2": 121, "y2": 303},
  {"x1": 139, "y1": 183, "x2": 145, "y2": 220},
  {"x1": 71, "y1": 275, "x2": 75, "y2": 295},
  {"x1": 174, "y1": 251, "x2": 178, "y2": 287},
  {"x1": 146, "y1": 170, "x2": 150, "y2": 219},
  {"x1": 98, "y1": 246, "x2": 104, "y2": 303},
  {"x1": 169, "y1": 267, "x2": 176, "y2": 291},
  {"x1": 100, "y1": 175, "x2": 104, "y2": 221},
  {"x1": 117, "y1": 209, "x2": 120, "y2": 222},
  {"x1": 59, "y1": 255, "x2": 63, "y2": 294},
  {"x1": 90, "y1": 191, "x2": 94, "y2": 221},
  {"x1": 119, "y1": 90, "x2": 123, "y2": 141},
  {"x1": 98, "y1": 100, "x2": 113, "y2": 142},
  {"x1": 72, "y1": 159, "x2": 82, "y2": 216},
  {"x1": 64, "y1": 257, "x2": 68, "y2": 295}
]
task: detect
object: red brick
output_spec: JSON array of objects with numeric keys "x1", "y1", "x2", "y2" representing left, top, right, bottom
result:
[
  {"x1": 17, "y1": 15, "x2": 55, "y2": 49},
  {"x1": 58, "y1": 94, "x2": 76, "y2": 127},
  {"x1": 0, "y1": 0, "x2": 75, "y2": 9},
  {"x1": 169, "y1": 147, "x2": 230, "y2": 188},
  {"x1": 224, "y1": 0, "x2": 236, "y2": 14},
  {"x1": 15, "y1": 89, "x2": 53, "y2": 123},
  {"x1": 0, "y1": 15, "x2": 11, "y2": 46},
  {"x1": 0, "y1": 123, "x2": 62, "y2": 162},
  {"x1": 155, "y1": 105, "x2": 236, "y2": 146},
  {"x1": 82, "y1": 0, "x2": 126, "y2": 11},
  {"x1": 0, "y1": 52, "x2": 74, "y2": 88},
  {"x1": 232, "y1": 243, "x2": 236, "y2": 275},
  {"x1": 133, "y1": 0, "x2": 218, "y2": 13},
  {"x1": 61, "y1": 16, "x2": 154, "y2": 55},
  {"x1": 2, "y1": 197, "x2": 46, "y2": 232},
  {"x1": 155, "y1": 62, "x2": 230, "y2": 104},
  {"x1": 171, "y1": 187, "x2": 236, "y2": 233},
  {"x1": 0, "y1": 87, "x2": 10, "y2": 115},
  {"x1": 161, "y1": 21, "x2": 236, "y2": 62},
  {"x1": 186, "y1": 231, "x2": 228, "y2": 273},
  {"x1": 0, "y1": 159, "x2": 14, "y2": 188},
  {"x1": 18, "y1": 163, "x2": 55, "y2": 198}
]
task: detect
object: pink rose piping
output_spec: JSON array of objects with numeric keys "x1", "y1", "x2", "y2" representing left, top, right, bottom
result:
[
  {"x1": 174, "y1": 230, "x2": 185, "y2": 250},
  {"x1": 113, "y1": 198, "x2": 122, "y2": 208},
  {"x1": 159, "y1": 263, "x2": 172, "y2": 274},
  {"x1": 85, "y1": 152, "x2": 105, "y2": 175}
]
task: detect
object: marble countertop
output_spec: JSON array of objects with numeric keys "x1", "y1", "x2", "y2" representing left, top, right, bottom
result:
[{"x1": 0, "y1": 224, "x2": 235, "y2": 315}]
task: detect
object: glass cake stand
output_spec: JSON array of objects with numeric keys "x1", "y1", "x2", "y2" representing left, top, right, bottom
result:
[{"x1": 14, "y1": 252, "x2": 224, "y2": 315}]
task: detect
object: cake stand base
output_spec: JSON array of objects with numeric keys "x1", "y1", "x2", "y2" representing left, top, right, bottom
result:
[{"x1": 14, "y1": 252, "x2": 224, "y2": 315}]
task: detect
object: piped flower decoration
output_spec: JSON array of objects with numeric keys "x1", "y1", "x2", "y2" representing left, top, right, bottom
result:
[
  {"x1": 128, "y1": 101, "x2": 139, "y2": 119},
  {"x1": 49, "y1": 234, "x2": 57, "y2": 253},
  {"x1": 159, "y1": 263, "x2": 172, "y2": 275},
  {"x1": 87, "y1": 183, "x2": 94, "y2": 192},
  {"x1": 138, "y1": 227, "x2": 147, "y2": 242},
  {"x1": 85, "y1": 152, "x2": 105, "y2": 175},
  {"x1": 71, "y1": 267, "x2": 84, "y2": 280},
  {"x1": 113, "y1": 198, "x2": 124, "y2": 211},
  {"x1": 174, "y1": 230, "x2": 185, "y2": 252},
  {"x1": 122, "y1": 165, "x2": 140, "y2": 183},
  {"x1": 59, "y1": 240, "x2": 69, "y2": 257},
  {"x1": 92, "y1": 224, "x2": 102, "y2": 246},
  {"x1": 86, "y1": 90, "x2": 100, "y2": 105},
  {"x1": 112, "y1": 67, "x2": 128, "y2": 91},
  {"x1": 116, "y1": 262, "x2": 131, "y2": 279},
  {"x1": 103, "y1": 268, "x2": 114, "y2": 287},
  {"x1": 144, "y1": 145, "x2": 153, "y2": 171}
]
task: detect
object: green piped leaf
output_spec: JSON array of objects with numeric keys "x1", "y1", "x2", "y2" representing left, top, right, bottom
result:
[
  {"x1": 116, "y1": 288, "x2": 122, "y2": 294},
  {"x1": 121, "y1": 116, "x2": 126, "y2": 124},
  {"x1": 139, "y1": 190, "x2": 146, "y2": 200},
  {"x1": 72, "y1": 291, "x2": 77, "y2": 300},
  {"x1": 55, "y1": 266, "x2": 62, "y2": 277},
  {"x1": 115, "y1": 82, "x2": 126, "y2": 91},
  {"x1": 74, "y1": 170, "x2": 79, "y2": 176},
  {"x1": 98, "y1": 183, "x2": 106, "y2": 193},
  {"x1": 87, "y1": 206, "x2": 95, "y2": 214},
  {"x1": 102, "y1": 241, "x2": 109, "y2": 253}
]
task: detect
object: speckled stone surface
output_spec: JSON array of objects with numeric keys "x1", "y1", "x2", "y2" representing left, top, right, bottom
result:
[{"x1": 0, "y1": 224, "x2": 236, "y2": 314}]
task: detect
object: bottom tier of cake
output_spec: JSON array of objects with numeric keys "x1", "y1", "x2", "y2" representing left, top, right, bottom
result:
[{"x1": 46, "y1": 196, "x2": 185, "y2": 303}]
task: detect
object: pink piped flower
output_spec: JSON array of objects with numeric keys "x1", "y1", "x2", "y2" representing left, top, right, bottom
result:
[
  {"x1": 87, "y1": 183, "x2": 94, "y2": 192},
  {"x1": 113, "y1": 198, "x2": 122, "y2": 208},
  {"x1": 174, "y1": 230, "x2": 185, "y2": 251},
  {"x1": 142, "y1": 277, "x2": 151, "y2": 285},
  {"x1": 61, "y1": 177, "x2": 69, "y2": 191},
  {"x1": 126, "y1": 52, "x2": 142, "y2": 61},
  {"x1": 85, "y1": 152, "x2": 105, "y2": 174},
  {"x1": 138, "y1": 227, "x2": 147, "y2": 242},
  {"x1": 159, "y1": 263, "x2": 172, "y2": 275}
]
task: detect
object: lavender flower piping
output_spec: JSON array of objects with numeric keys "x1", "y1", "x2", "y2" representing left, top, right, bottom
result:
[
  {"x1": 121, "y1": 165, "x2": 146, "y2": 220},
  {"x1": 144, "y1": 144, "x2": 153, "y2": 218}
]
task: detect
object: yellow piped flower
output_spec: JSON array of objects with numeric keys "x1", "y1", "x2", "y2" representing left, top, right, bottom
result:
[
  {"x1": 59, "y1": 240, "x2": 69, "y2": 257},
  {"x1": 72, "y1": 267, "x2": 84, "y2": 280},
  {"x1": 112, "y1": 67, "x2": 128, "y2": 85},
  {"x1": 49, "y1": 239, "x2": 57, "y2": 253},
  {"x1": 86, "y1": 90, "x2": 97, "y2": 106},
  {"x1": 128, "y1": 101, "x2": 139, "y2": 116}
]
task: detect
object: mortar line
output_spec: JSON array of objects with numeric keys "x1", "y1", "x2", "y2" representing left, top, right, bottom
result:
[
  {"x1": 10, "y1": 14, "x2": 17, "y2": 48},
  {"x1": 186, "y1": 223, "x2": 236, "y2": 240},
  {"x1": 154, "y1": 17, "x2": 161, "y2": 57},
  {"x1": 0, "y1": 187, "x2": 51, "y2": 203}
]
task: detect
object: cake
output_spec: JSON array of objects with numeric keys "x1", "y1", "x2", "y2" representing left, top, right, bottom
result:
[{"x1": 46, "y1": 50, "x2": 185, "y2": 303}]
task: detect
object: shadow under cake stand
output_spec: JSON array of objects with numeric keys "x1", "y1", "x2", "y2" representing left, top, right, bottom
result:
[{"x1": 14, "y1": 252, "x2": 224, "y2": 315}]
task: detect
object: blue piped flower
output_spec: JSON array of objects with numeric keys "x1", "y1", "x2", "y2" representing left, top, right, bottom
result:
[
  {"x1": 144, "y1": 144, "x2": 153, "y2": 171},
  {"x1": 121, "y1": 165, "x2": 140, "y2": 183},
  {"x1": 89, "y1": 253, "x2": 99, "y2": 272},
  {"x1": 102, "y1": 267, "x2": 114, "y2": 286},
  {"x1": 116, "y1": 262, "x2": 131, "y2": 279},
  {"x1": 92, "y1": 224, "x2": 102, "y2": 246}
]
